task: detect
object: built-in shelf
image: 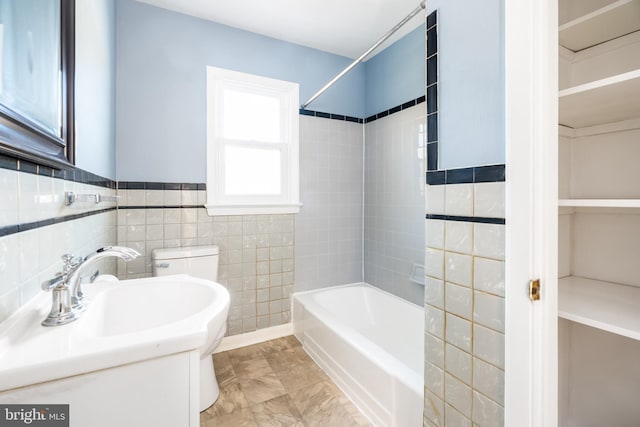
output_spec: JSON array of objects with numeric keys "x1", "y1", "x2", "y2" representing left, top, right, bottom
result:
[
  {"x1": 559, "y1": 276, "x2": 640, "y2": 341},
  {"x1": 559, "y1": 69, "x2": 640, "y2": 128},
  {"x1": 558, "y1": 199, "x2": 640, "y2": 208},
  {"x1": 559, "y1": 0, "x2": 640, "y2": 52}
]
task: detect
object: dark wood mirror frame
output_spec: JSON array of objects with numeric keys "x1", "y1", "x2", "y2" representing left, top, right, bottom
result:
[{"x1": 0, "y1": 0, "x2": 75, "y2": 169}]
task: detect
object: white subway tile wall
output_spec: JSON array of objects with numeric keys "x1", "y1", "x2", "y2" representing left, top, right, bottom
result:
[
  {"x1": 425, "y1": 184, "x2": 445, "y2": 215},
  {"x1": 474, "y1": 182, "x2": 505, "y2": 218},
  {"x1": 295, "y1": 115, "x2": 364, "y2": 292},
  {"x1": 0, "y1": 168, "x2": 117, "y2": 323},
  {"x1": 424, "y1": 182, "x2": 505, "y2": 427},
  {"x1": 425, "y1": 390, "x2": 445, "y2": 427},
  {"x1": 116, "y1": 190, "x2": 294, "y2": 336},
  {"x1": 364, "y1": 104, "x2": 426, "y2": 305},
  {"x1": 444, "y1": 184, "x2": 474, "y2": 217}
]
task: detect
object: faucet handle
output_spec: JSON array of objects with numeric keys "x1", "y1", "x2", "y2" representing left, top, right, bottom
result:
[
  {"x1": 61, "y1": 254, "x2": 82, "y2": 272},
  {"x1": 41, "y1": 272, "x2": 67, "y2": 292}
]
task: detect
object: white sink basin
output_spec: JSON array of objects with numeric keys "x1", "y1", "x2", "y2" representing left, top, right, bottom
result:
[
  {"x1": 0, "y1": 274, "x2": 230, "y2": 392},
  {"x1": 85, "y1": 278, "x2": 218, "y2": 336}
]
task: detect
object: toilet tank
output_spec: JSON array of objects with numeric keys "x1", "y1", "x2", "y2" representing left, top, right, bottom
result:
[{"x1": 151, "y1": 245, "x2": 219, "y2": 282}]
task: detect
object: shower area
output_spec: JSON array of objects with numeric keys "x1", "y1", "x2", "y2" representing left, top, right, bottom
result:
[
  {"x1": 295, "y1": 102, "x2": 426, "y2": 305},
  {"x1": 292, "y1": 2, "x2": 429, "y2": 425},
  {"x1": 295, "y1": 8, "x2": 427, "y2": 308},
  {"x1": 293, "y1": 94, "x2": 426, "y2": 426}
]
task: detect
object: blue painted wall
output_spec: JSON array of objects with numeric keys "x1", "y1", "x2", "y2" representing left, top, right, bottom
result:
[
  {"x1": 427, "y1": 0, "x2": 505, "y2": 169},
  {"x1": 364, "y1": 25, "x2": 426, "y2": 117},
  {"x1": 115, "y1": 0, "x2": 365, "y2": 182},
  {"x1": 75, "y1": 0, "x2": 116, "y2": 179},
  {"x1": 115, "y1": 0, "x2": 505, "y2": 181}
]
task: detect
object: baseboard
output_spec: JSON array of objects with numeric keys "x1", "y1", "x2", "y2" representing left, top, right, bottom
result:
[{"x1": 214, "y1": 323, "x2": 294, "y2": 353}]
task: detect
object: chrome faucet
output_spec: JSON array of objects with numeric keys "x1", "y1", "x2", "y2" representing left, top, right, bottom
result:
[{"x1": 41, "y1": 246, "x2": 141, "y2": 327}]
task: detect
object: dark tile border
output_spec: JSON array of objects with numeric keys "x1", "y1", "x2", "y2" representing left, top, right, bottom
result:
[
  {"x1": 0, "y1": 175, "x2": 208, "y2": 236},
  {"x1": 299, "y1": 109, "x2": 363, "y2": 124},
  {"x1": 0, "y1": 153, "x2": 116, "y2": 189},
  {"x1": 145, "y1": 182, "x2": 164, "y2": 190},
  {"x1": 0, "y1": 154, "x2": 18, "y2": 170},
  {"x1": 300, "y1": 95, "x2": 427, "y2": 125},
  {"x1": 20, "y1": 161, "x2": 38, "y2": 175},
  {"x1": 164, "y1": 183, "x2": 182, "y2": 191},
  {"x1": 364, "y1": 96, "x2": 426, "y2": 123},
  {"x1": 117, "y1": 182, "x2": 207, "y2": 191},
  {"x1": 118, "y1": 205, "x2": 203, "y2": 210},
  {"x1": 0, "y1": 208, "x2": 117, "y2": 238},
  {"x1": 426, "y1": 11, "x2": 439, "y2": 171},
  {"x1": 425, "y1": 214, "x2": 505, "y2": 225},
  {"x1": 426, "y1": 164, "x2": 505, "y2": 185}
]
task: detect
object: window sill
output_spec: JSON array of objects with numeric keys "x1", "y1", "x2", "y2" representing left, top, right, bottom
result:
[{"x1": 205, "y1": 203, "x2": 302, "y2": 216}]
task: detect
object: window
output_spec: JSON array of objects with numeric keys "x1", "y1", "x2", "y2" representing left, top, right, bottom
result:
[{"x1": 206, "y1": 67, "x2": 300, "y2": 215}]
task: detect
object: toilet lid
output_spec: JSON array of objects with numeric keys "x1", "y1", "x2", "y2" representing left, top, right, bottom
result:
[{"x1": 152, "y1": 245, "x2": 219, "y2": 260}]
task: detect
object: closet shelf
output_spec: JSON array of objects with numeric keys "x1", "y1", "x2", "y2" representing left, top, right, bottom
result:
[
  {"x1": 559, "y1": 0, "x2": 640, "y2": 52},
  {"x1": 559, "y1": 276, "x2": 640, "y2": 341},
  {"x1": 558, "y1": 199, "x2": 640, "y2": 208},
  {"x1": 559, "y1": 69, "x2": 640, "y2": 128}
]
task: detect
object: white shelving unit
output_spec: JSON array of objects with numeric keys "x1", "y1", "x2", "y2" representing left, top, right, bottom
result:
[
  {"x1": 559, "y1": 276, "x2": 640, "y2": 341},
  {"x1": 556, "y1": 1, "x2": 640, "y2": 425},
  {"x1": 559, "y1": 0, "x2": 640, "y2": 51},
  {"x1": 558, "y1": 69, "x2": 640, "y2": 128},
  {"x1": 558, "y1": 199, "x2": 640, "y2": 208}
]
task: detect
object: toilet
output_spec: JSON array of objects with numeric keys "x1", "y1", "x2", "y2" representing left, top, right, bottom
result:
[{"x1": 151, "y1": 245, "x2": 228, "y2": 411}]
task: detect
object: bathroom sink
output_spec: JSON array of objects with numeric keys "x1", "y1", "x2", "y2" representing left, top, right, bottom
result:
[
  {"x1": 0, "y1": 274, "x2": 230, "y2": 392},
  {"x1": 83, "y1": 276, "x2": 222, "y2": 337}
]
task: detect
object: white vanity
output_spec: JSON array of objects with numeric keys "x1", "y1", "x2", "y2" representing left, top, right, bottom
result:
[{"x1": 0, "y1": 275, "x2": 229, "y2": 427}]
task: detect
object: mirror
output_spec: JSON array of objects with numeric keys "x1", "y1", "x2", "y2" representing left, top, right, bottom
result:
[{"x1": 0, "y1": 0, "x2": 74, "y2": 168}]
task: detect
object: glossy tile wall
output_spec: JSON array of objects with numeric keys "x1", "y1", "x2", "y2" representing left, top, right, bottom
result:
[
  {"x1": 423, "y1": 181, "x2": 505, "y2": 427},
  {"x1": 116, "y1": 190, "x2": 294, "y2": 336},
  {"x1": 295, "y1": 115, "x2": 364, "y2": 292},
  {"x1": 364, "y1": 103, "x2": 426, "y2": 305},
  {"x1": 0, "y1": 163, "x2": 117, "y2": 323}
]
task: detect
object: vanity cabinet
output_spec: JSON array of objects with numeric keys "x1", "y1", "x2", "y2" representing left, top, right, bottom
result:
[
  {"x1": 556, "y1": 0, "x2": 640, "y2": 425},
  {"x1": 0, "y1": 351, "x2": 200, "y2": 427}
]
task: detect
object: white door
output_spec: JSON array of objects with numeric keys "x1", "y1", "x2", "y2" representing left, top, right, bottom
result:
[{"x1": 504, "y1": 0, "x2": 558, "y2": 426}]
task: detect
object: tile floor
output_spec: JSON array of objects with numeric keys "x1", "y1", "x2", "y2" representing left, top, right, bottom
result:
[{"x1": 200, "y1": 335, "x2": 373, "y2": 426}]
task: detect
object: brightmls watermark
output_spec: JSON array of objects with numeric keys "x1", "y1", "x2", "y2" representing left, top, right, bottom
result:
[{"x1": 0, "y1": 405, "x2": 68, "y2": 426}]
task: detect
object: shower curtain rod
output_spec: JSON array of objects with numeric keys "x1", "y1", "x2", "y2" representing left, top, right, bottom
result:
[{"x1": 301, "y1": 0, "x2": 426, "y2": 110}]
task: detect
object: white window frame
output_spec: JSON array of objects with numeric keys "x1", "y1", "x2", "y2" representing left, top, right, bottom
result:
[{"x1": 206, "y1": 66, "x2": 301, "y2": 216}]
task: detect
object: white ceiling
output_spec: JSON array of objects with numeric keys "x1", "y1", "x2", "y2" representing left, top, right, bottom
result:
[{"x1": 136, "y1": 0, "x2": 426, "y2": 59}]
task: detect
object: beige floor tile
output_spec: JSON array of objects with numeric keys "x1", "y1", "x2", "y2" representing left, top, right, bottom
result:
[
  {"x1": 229, "y1": 343, "x2": 265, "y2": 364},
  {"x1": 304, "y1": 404, "x2": 360, "y2": 427},
  {"x1": 321, "y1": 380, "x2": 373, "y2": 425},
  {"x1": 291, "y1": 382, "x2": 360, "y2": 426},
  {"x1": 240, "y1": 373, "x2": 288, "y2": 405},
  {"x1": 343, "y1": 402, "x2": 375, "y2": 426},
  {"x1": 322, "y1": 379, "x2": 353, "y2": 406},
  {"x1": 233, "y1": 356, "x2": 274, "y2": 380},
  {"x1": 201, "y1": 407, "x2": 258, "y2": 427},
  {"x1": 250, "y1": 394, "x2": 305, "y2": 427},
  {"x1": 214, "y1": 361, "x2": 238, "y2": 389},
  {"x1": 260, "y1": 335, "x2": 301, "y2": 354},
  {"x1": 200, "y1": 336, "x2": 372, "y2": 427},
  {"x1": 284, "y1": 335, "x2": 302, "y2": 347},
  {"x1": 265, "y1": 346, "x2": 315, "y2": 372},
  {"x1": 204, "y1": 382, "x2": 249, "y2": 417},
  {"x1": 289, "y1": 381, "x2": 341, "y2": 418},
  {"x1": 213, "y1": 351, "x2": 232, "y2": 367},
  {"x1": 276, "y1": 362, "x2": 328, "y2": 393}
]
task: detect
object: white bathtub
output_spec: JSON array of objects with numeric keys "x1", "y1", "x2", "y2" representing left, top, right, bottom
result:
[{"x1": 292, "y1": 283, "x2": 424, "y2": 427}]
